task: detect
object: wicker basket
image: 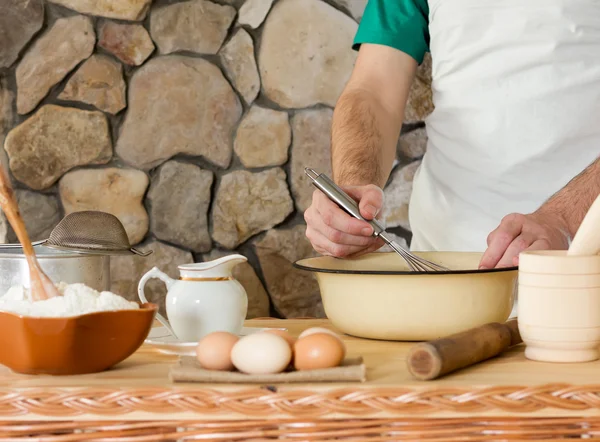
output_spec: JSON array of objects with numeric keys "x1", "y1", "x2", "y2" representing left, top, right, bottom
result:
[
  {"x1": 1, "y1": 319, "x2": 600, "y2": 441},
  {"x1": 0, "y1": 417, "x2": 598, "y2": 441}
]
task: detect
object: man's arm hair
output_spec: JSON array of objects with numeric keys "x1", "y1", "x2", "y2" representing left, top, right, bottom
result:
[
  {"x1": 536, "y1": 156, "x2": 600, "y2": 237},
  {"x1": 332, "y1": 44, "x2": 418, "y2": 188}
]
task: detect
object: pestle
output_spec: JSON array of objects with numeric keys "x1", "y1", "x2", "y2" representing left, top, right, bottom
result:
[
  {"x1": 406, "y1": 319, "x2": 521, "y2": 380},
  {"x1": 567, "y1": 193, "x2": 600, "y2": 256},
  {"x1": 0, "y1": 166, "x2": 59, "y2": 301}
]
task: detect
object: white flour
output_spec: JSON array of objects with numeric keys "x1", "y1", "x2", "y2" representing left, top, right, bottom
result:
[{"x1": 0, "y1": 282, "x2": 139, "y2": 317}]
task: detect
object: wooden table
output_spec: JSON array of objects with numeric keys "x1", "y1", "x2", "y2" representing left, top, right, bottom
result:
[{"x1": 1, "y1": 318, "x2": 600, "y2": 440}]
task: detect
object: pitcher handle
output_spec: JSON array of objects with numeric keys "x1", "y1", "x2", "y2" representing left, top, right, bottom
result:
[{"x1": 138, "y1": 266, "x2": 177, "y2": 337}]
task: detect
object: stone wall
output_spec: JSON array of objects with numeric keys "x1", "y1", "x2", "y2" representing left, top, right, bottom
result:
[{"x1": 0, "y1": 0, "x2": 433, "y2": 319}]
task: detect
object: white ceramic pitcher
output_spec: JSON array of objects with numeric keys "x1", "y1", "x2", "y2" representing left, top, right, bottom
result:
[{"x1": 137, "y1": 254, "x2": 248, "y2": 342}]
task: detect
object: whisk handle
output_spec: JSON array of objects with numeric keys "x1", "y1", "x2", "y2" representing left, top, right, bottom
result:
[{"x1": 304, "y1": 168, "x2": 385, "y2": 236}]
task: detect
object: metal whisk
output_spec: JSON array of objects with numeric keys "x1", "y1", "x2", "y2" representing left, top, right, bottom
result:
[{"x1": 304, "y1": 168, "x2": 449, "y2": 272}]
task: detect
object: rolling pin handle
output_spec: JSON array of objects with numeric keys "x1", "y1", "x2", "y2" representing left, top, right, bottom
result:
[{"x1": 406, "y1": 319, "x2": 521, "y2": 381}]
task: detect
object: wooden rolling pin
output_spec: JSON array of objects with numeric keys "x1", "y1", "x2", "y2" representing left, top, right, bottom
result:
[{"x1": 406, "y1": 319, "x2": 521, "y2": 381}]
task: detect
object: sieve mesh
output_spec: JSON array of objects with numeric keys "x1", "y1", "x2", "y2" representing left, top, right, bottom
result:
[{"x1": 45, "y1": 211, "x2": 151, "y2": 256}]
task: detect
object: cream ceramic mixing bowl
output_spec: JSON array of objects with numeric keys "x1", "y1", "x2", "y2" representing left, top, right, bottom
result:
[{"x1": 294, "y1": 251, "x2": 517, "y2": 341}]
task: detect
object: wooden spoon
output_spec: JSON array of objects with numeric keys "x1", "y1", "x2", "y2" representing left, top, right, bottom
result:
[{"x1": 0, "y1": 166, "x2": 59, "y2": 301}]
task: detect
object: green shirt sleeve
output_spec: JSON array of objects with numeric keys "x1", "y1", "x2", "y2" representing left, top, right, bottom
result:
[{"x1": 353, "y1": 0, "x2": 430, "y2": 65}]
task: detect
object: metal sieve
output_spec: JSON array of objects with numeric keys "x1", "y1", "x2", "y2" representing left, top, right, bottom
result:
[{"x1": 3, "y1": 211, "x2": 152, "y2": 256}]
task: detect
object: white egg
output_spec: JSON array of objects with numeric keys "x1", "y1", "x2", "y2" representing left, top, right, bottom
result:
[
  {"x1": 231, "y1": 333, "x2": 292, "y2": 374},
  {"x1": 299, "y1": 327, "x2": 341, "y2": 340}
]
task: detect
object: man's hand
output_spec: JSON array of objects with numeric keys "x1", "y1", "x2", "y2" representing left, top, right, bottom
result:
[
  {"x1": 304, "y1": 184, "x2": 386, "y2": 258},
  {"x1": 479, "y1": 211, "x2": 570, "y2": 269},
  {"x1": 306, "y1": 44, "x2": 416, "y2": 258}
]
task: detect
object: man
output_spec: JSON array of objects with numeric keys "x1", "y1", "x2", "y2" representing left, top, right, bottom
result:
[{"x1": 304, "y1": 0, "x2": 600, "y2": 269}]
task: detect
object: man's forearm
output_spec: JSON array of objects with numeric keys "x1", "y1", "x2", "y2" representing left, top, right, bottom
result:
[
  {"x1": 331, "y1": 89, "x2": 403, "y2": 188},
  {"x1": 329, "y1": 44, "x2": 417, "y2": 189},
  {"x1": 536, "y1": 156, "x2": 600, "y2": 238}
]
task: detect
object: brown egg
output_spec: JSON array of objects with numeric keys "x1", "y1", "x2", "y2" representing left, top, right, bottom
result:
[
  {"x1": 195, "y1": 331, "x2": 239, "y2": 371},
  {"x1": 298, "y1": 327, "x2": 345, "y2": 358},
  {"x1": 293, "y1": 333, "x2": 345, "y2": 371}
]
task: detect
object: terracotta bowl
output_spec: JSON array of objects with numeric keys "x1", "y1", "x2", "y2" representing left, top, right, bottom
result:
[
  {"x1": 294, "y1": 252, "x2": 517, "y2": 341},
  {"x1": 0, "y1": 302, "x2": 157, "y2": 375}
]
